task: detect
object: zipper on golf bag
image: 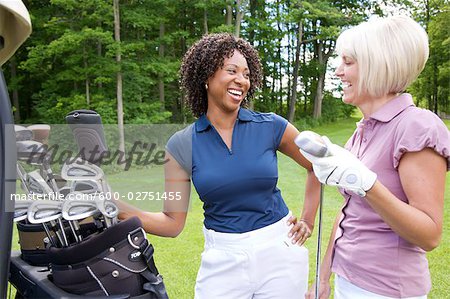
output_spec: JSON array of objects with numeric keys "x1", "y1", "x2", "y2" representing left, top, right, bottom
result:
[{"x1": 48, "y1": 216, "x2": 169, "y2": 298}]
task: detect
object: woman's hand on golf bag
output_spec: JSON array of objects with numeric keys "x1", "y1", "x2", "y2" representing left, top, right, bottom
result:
[
  {"x1": 287, "y1": 215, "x2": 313, "y2": 245},
  {"x1": 305, "y1": 280, "x2": 331, "y2": 299}
]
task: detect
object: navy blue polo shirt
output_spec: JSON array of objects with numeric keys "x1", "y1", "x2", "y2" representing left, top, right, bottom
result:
[{"x1": 166, "y1": 108, "x2": 289, "y2": 233}]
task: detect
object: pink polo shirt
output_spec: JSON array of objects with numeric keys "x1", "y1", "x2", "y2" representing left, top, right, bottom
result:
[{"x1": 331, "y1": 93, "x2": 450, "y2": 297}]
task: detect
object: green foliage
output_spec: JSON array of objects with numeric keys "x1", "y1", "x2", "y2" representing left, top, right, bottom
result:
[
  {"x1": 293, "y1": 92, "x2": 355, "y2": 130},
  {"x1": 4, "y1": 0, "x2": 448, "y2": 124},
  {"x1": 125, "y1": 101, "x2": 172, "y2": 124},
  {"x1": 409, "y1": 1, "x2": 449, "y2": 113},
  {"x1": 321, "y1": 92, "x2": 355, "y2": 121}
]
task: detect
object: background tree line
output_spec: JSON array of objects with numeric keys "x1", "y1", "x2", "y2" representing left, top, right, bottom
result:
[{"x1": 4, "y1": 0, "x2": 449, "y2": 126}]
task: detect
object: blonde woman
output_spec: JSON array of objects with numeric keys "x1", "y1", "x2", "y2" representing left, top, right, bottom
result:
[{"x1": 303, "y1": 16, "x2": 450, "y2": 299}]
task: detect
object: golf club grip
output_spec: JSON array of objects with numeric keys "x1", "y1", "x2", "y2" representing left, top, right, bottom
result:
[{"x1": 294, "y1": 131, "x2": 329, "y2": 158}]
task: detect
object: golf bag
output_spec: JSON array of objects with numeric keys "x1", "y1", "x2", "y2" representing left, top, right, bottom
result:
[
  {"x1": 17, "y1": 220, "x2": 105, "y2": 267},
  {"x1": 48, "y1": 216, "x2": 168, "y2": 298},
  {"x1": 17, "y1": 222, "x2": 49, "y2": 266}
]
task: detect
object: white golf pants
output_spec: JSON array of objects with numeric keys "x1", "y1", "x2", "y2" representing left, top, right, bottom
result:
[
  {"x1": 335, "y1": 275, "x2": 427, "y2": 299},
  {"x1": 194, "y1": 213, "x2": 309, "y2": 299}
]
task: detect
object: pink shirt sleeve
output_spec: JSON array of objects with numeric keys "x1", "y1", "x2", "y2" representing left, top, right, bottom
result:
[{"x1": 393, "y1": 108, "x2": 450, "y2": 170}]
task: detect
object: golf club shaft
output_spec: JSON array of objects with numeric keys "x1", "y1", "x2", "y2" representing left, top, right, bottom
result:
[
  {"x1": 42, "y1": 223, "x2": 57, "y2": 247},
  {"x1": 16, "y1": 164, "x2": 30, "y2": 194},
  {"x1": 73, "y1": 220, "x2": 83, "y2": 242},
  {"x1": 41, "y1": 151, "x2": 60, "y2": 194},
  {"x1": 49, "y1": 220, "x2": 65, "y2": 247},
  {"x1": 57, "y1": 218, "x2": 69, "y2": 247},
  {"x1": 315, "y1": 184, "x2": 324, "y2": 299},
  {"x1": 68, "y1": 220, "x2": 82, "y2": 243},
  {"x1": 103, "y1": 216, "x2": 112, "y2": 228}
]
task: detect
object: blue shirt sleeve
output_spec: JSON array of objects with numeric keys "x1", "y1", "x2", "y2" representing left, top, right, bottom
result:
[
  {"x1": 165, "y1": 124, "x2": 193, "y2": 176},
  {"x1": 271, "y1": 113, "x2": 288, "y2": 149}
]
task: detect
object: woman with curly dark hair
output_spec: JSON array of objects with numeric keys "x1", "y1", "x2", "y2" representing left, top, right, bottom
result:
[
  {"x1": 180, "y1": 33, "x2": 263, "y2": 117},
  {"x1": 119, "y1": 33, "x2": 320, "y2": 298}
]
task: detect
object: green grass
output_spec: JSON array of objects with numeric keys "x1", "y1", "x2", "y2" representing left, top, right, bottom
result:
[{"x1": 9, "y1": 117, "x2": 450, "y2": 298}]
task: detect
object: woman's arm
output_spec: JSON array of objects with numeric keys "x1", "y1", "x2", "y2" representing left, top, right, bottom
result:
[
  {"x1": 278, "y1": 123, "x2": 321, "y2": 244},
  {"x1": 365, "y1": 148, "x2": 446, "y2": 251},
  {"x1": 118, "y1": 151, "x2": 191, "y2": 237},
  {"x1": 304, "y1": 136, "x2": 447, "y2": 252}
]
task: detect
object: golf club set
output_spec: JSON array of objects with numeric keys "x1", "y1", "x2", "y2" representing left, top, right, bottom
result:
[
  {"x1": 12, "y1": 110, "x2": 168, "y2": 298},
  {"x1": 14, "y1": 124, "x2": 119, "y2": 251}
]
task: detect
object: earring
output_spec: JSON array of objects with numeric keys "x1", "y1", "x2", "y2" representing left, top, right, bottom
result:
[{"x1": 205, "y1": 83, "x2": 208, "y2": 90}]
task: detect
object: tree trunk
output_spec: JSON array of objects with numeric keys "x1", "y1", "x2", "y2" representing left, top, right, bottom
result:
[
  {"x1": 113, "y1": 0, "x2": 125, "y2": 164},
  {"x1": 248, "y1": 0, "x2": 257, "y2": 45},
  {"x1": 235, "y1": 0, "x2": 243, "y2": 37},
  {"x1": 97, "y1": 21, "x2": 103, "y2": 90},
  {"x1": 261, "y1": 42, "x2": 268, "y2": 94},
  {"x1": 288, "y1": 22, "x2": 302, "y2": 123},
  {"x1": 310, "y1": 22, "x2": 318, "y2": 113},
  {"x1": 313, "y1": 70, "x2": 325, "y2": 119},
  {"x1": 180, "y1": 6, "x2": 187, "y2": 124},
  {"x1": 271, "y1": 71, "x2": 276, "y2": 104},
  {"x1": 424, "y1": 0, "x2": 433, "y2": 112},
  {"x1": 427, "y1": 93, "x2": 432, "y2": 111},
  {"x1": 286, "y1": 18, "x2": 291, "y2": 111},
  {"x1": 313, "y1": 41, "x2": 330, "y2": 119},
  {"x1": 276, "y1": 0, "x2": 282, "y2": 115},
  {"x1": 432, "y1": 60, "x2": 438, "y2": 113},
  {"x1": 203, "y1": 8, "x2": 208, "y2": 34},
  {"x1": 226, "y1": 5, "x2": 232, "y2": 26},
  {"x1": 302, "y1": 43, "x2": 307, "y2": 113},
  {"x1": 159, "y1": 22, "x2": 165, "y2": 111},
  {"x1": 313, "y1": 41, "x2": 326, "y2": 119},
  {"x1": 83, "y1": 45, "x2": 90, "y2": 107},
  {"x1": 9, "y1": 57, "x2": 21, "y2": 122}
]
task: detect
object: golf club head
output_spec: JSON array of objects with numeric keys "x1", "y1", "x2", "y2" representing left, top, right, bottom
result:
[
  {"x1": 66, "y1": 110, "x2": 108, "y2": 165},
  {"x1": 70, "y1": 179, "x2": 102, "y2": 194},
  {"x1": 14, "y1": 125, "x2": 33, "y2": 141},
  {"x1": 62, "y1": 193, "x2": 99, "y2": 221},
  {"x1": 294, "y1": 131, "x2": 330, "y2": 158},
  {"x1": 27, "y1": 200, "x2": 63, "y2": 224},
  {"x1": 61, "y1": 158, "x2": 104, "y2": 181},
  {"x1": 58, "y1": 186, "x2": 71, "y2": 198},
  {"x1": 26, "y1": 170, "x2": 53, "y2": 194},
  {"x1": 16, "y1": 140, "x2": 47, "y2": 164},
  {"x1": 95, "y1": 197, "x2": 119, "y2": 227},
  {"x1": 14, "y1": 200, "x2": 33, "y2": 222},
  {"x1": 95, "y1": 198, "x2": 118, "y2": 218},
  {"x1": 54, "y1": 174, "x2": 67, "y2": 189},
  {"x1": 27, "y1": 124, "x2": 50, "y2": 144},
  {"x1": 13, "y1": 200, "x2": 33, "y2": 222},
  {"x1": 13, "y1": 211, "x2": 28, "y2": 222}
]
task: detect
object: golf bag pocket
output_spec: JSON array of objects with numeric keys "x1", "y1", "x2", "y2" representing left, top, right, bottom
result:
[
  {"x1": 17, "y1": 222, "x2": 49, "y2": 266},
  {"x1": 48, "y1": 216, "x2": 168, "y2": 298}
]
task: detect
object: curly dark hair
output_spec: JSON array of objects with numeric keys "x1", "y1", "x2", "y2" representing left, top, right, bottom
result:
[{"x1": 180, "y1": 33, "x2": 263, "y2": 118}]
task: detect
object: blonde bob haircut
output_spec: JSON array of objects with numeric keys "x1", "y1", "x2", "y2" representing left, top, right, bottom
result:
[{"x1": 335, "y1": 15, "x2": 429, "y2": 98}]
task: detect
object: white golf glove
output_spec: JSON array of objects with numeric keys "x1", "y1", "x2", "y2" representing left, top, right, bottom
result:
[{"x1": 300, "y1": 136, "x2": 377, "y2": 197}]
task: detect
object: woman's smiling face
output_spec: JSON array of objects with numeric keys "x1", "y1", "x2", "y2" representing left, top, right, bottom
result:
[
  {"x1": 335, "y1": 55, "x2": 365, "y2": 106},
  {"x1": 207, "y1": 50, "x2": 250, "y2": 113}
]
